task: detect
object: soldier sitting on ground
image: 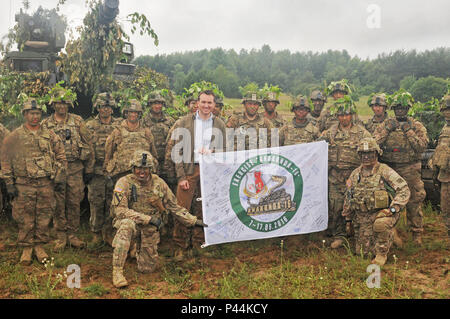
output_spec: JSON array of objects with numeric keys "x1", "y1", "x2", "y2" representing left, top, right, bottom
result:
[
  {"x1": 343, "y1": 137, "x2": 410, "y2": 266},
  {"x1": 111, "y1": 150, "x2": 207, "y2": 288}
]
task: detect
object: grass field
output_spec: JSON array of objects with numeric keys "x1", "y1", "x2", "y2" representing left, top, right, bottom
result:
[{"x1": 0, "y1": 201, "x2": 448, "y2": 299}]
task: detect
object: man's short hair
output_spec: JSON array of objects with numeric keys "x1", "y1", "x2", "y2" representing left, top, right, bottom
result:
[{"x1": 198, "y1": 90, "x2": 216, "y2": 100}]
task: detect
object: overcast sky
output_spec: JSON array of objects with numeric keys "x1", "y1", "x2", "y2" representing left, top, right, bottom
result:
[{"x1": 2, "y1": 0, "x2": 449, "y2": 60}]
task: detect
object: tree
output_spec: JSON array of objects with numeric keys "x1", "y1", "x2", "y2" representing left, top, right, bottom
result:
[{"x1": 409, "y1": 76, "x2": 449, "y2": 102}]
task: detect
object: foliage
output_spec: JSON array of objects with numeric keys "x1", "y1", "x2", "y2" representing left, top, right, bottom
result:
[
  {"x1": 46, "y1": 81, "x2": 77, "y2": 105},
  {"x1": 329, "y1": 95, "x2": 356, "y2": 115},
  {"x1": 387, "y1": 89, "x2": 415, "y2": 107},
  {"x1": 26, "y1": 257, "x2": 65, "y2": 299},
  {"x1": 409, "y1": 98, "x2": 445, "y2": 146},
  {"x1": 238, "y1": 82, "x2": 259, "y2": 97},
  {"x1": 325, "y1": 79, "x2": 353, "y2": 96},
  {"x1": 409, "y1": 76, "x2": 449, "y2": 103},
  {"x1": 128, "y1": 12, "x2": 159, "y2": 46},
  {"x1": 259, "y1": 83, "x2": 282, "y2": 100}
]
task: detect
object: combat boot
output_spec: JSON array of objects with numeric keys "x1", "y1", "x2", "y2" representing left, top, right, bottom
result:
[
  {"x1": 19, "y1": 247, "x2": 33, "y2": 266},
  {"x1": 393, "y1": 229, "x2": 403, "y2": 248},
  {"x1": 68, "y1": 235, "x2": 86, "y2": 249},
  {"x1": 372, "y1": 254, "x2": 387, "y2": 266},
  {"x1": 53, "y1": 232, "x2": 67, "y2": 252},
  {"x1": 330, "y1": 238, "x2": 344, "y2": 249},
  {"x1": 34, "y1": 245, "x2": 49, "y2": 264},
  {"x1": 412, "y1": 232, "x2": 423, "y2": 246},
  {"x1": 112, "y1": 267, "x2": 128, "y2": 288}
]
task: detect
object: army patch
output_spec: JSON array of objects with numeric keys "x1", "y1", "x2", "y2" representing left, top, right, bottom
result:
[{"x1": 112, "y1": 191, "x2": 124, "y2": 206}]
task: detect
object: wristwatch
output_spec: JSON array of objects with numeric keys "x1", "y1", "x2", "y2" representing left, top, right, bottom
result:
[{"x1": 390, "y1": 206, "x2": 397, "y2": 214}]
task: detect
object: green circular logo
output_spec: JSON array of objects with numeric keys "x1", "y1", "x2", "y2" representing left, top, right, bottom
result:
[{"x1": 229, "y1": 154, "x2": 303, "y2": 232}]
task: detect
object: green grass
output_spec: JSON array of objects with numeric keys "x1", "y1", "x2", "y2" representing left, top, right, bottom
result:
[{"x1": 82, "y1": 283, "x2": 109, "y2": 298}]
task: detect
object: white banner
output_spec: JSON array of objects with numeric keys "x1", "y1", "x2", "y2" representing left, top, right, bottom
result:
[{"x1": 199, "y1": 141, "x2": 329, "y2": 247}]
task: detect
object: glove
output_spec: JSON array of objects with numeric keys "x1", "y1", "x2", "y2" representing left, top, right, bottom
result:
[
  {"x1": 401, "y1": 121, "x2": 412, "y2": 132},
  {"x1": 6, "y1": 184, "x2": 18, "y2": 200},
  {"x1": 54, "y1": 182, "x2": 65, "y2": 193},
  {"x1": 149, "y1": 216, "x2": 162, "y2": 229},
  {"x1": 195, "y1": 219, "x2": 208, "y2": 228},
  {"x1": 375, "y1": 209, "x2": 393, "y2": 219},
  {"x1": 385, "y1": 119, "x2": 399, "y2": 132},
  {"x1": 83, "y1": 173, "x2": 95, "y2": 185},
  {"x1": 345, "y1": 220, "x2": 354, "y2": 237}
]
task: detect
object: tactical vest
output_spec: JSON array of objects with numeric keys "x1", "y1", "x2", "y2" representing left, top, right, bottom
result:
[
  {"x1": 44, "y1": 115, "x2": 88, "y2": 162},
  {"x1": 13, "y1": 127, "x2": 55, "y2": 179},
  {"x1": 231, "y1": 112, "x2": 270, "y2": 150},
  {"x1": 145, "y1": 116, "x2": 173, "y2": 162},
  {"x1": 110, "y1": 126, "x2": 151, "y2": 176},
  {"x1": 381, "y1": 120, "x2": 419, "y2": 164},
  {"x1": 283, "y1": 120, "x2": 317, "y2": 146},
  {"x1": 365, "y1": 115, "x2": 387, "y2": 135},
  {"x1": 86, "y1": 117, "x2": 120, "y2": 163},
  {"x1": 434, "y1": 124, "x2": 449, "y2": 170},
  {"x1": 328, "y1": 125, "x2": 365, "y2": 170},
  {"x1": 349, "y1": 165, "x2": 391, "y2": 213},
  {"x1": 267, "y1": 113, "x2": 285, "y2": 128},
  {"x1": 126, "y1": 175, "x2": 165, "y2": 217}
]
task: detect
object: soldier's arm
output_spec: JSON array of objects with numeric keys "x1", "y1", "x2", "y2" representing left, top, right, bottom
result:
[
  {"x1": 112, "y1": 179, "x2": 152, "y2": 225},
  {"x1": 312, "y1": 125, "x2": 320, "y2": 141},
  {"x1": 170, "y1": 121, "x2": 188, "y2": 182},
  {"x1": 226, "y1": 115, "x2": 237, "y2": 128},
  {"x1": 342, "y1": 172, "x2": 357, "y2": 219},
  {"x1": 317, "y1": 129, "x2": 330, "y2": 142},
  {"x1": 104, "y1": 129, "x2": 117, "y2": 171},
  {"x1": 0, "y1": 132, "x2": 16, "y2": 185},
  {"x1": 161, "y1": 179, "x2": 197, "y2": 227},
  {"x1": 50, "y1": 131, "x2": 68, "y2": 184},
  {"x1": 79, "y1": 120, "x2": 95, "y2": 174},
  {"x1": 381, "y1": 166, "x2": 411, "y2": 211},
  {"x1": 405, "y1": 121, "x2": 429, "y2": 154},
  {"x1": 373, "y1": 122, "x2": 389, "y2": 146}
]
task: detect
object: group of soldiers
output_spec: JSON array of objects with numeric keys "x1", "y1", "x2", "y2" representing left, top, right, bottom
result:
[{"x1": 0, "y1": 81, "x2": 448, "y2": 288}]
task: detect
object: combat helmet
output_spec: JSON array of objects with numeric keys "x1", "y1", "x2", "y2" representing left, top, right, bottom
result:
[
  {"x1": 22, "y1": 98, "x2": 44, "y2": 114},
  {"x1": 93, "y1": 92, "x2": 116, "y2": 109},
  {"x1": 368, "y1": 93, "x2": 388, "y2": 107},
  {"x1": 241, "y1": 92, "x2": 261, "y2": 105},
  {"x1": 147, "y1": 91, "x2": 166, "y2": 106},
  {"x1": 49, "y1": 86, "x2": 77, "y2": 107},
  {"x1": 441, "y1": 94, "x2": 450, "y2": 111},
  {"x1": 184, "y1": 94, "x2": 197, "y2": 107},
  {"x1": 215, "y1": 97, "x2": 224, "y2": 108},
  {"x1": 261, "y1": 91, "x2": 280, "y2": 105},
  {"x1": 326, "y1": 79, "x2": 352, "y2": 96},
  {"x1": 310, "y1": 90, "x2": 326, "y2": 102},
  {"x1": 357, "y1": 137, "x2": 382, "y2": 156},
  {"x1": 330, "y1": 96, "x2": 357, "y2": 115},
  {"x1": 388, "y1": 89, "x2": 414, "y2": 109},
  {"x1": 291, "y1": 95, "x2": 311, "y2": 112},
  {"x1": 129, "y1": 150, "x2": 156, "y2": 170},
  {"x1": 122, "y1": 99, "x2": 143, "y2": 117}
]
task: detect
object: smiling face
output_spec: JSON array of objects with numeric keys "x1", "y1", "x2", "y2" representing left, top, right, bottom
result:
[
  {"x1": 198, "y1": 93, "x2": 215, "y2": 118},
  {"x1": 263, "y1": 101, "x2": 278, "y2": 114},
  {"x1": 393, "y1": 105, "x2": 409, "y2": 120},
  {"x1": 293, "y1": 107, "x2": 309, "y2": 120},
  {"x1": 244, "y1": 101, "x2": 260, "y2": 116},
  {"x1": 133, "y1": 166, "x2": 151, "y2": 182},
  {"x1": 151, "y1": 102, "x2": 164, "y2": 114}
]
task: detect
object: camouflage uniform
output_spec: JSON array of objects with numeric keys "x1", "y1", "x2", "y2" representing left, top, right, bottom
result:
[
  {"x1": 317, "y1": 105, "x2": 363, "y2": 133},
  {"x1": 374, "y1": 117, "x2": 428, "y2": 236},
  {"x1": 226, "y1": 111, "x2": 274, "y2": 151},
  {"x1": 85, "y1": 112, "x2": 121, "y2": 238},
  {"x1": 365, "y1": 94, "x2": 390, "y2": 135},
  {"x1": 0, "y1": 124, "x2": 11, "y2": 214},
  {"x1": 280, "y1": 95, "x2": 320, "y2": 146},
  {"x1": 344, "y1": 158, "x2": 410, "y2": 260},
  {"x1": 320, "y1": 122, "x2": 372, "y2": 239},
  {"x1": 104, "y1": 120, "x2": 158, "y2": 180},
  {"x1": 111, "y1": 151, "x2": 199, "y2": 287},
  {"x1": 142, "y1": 111, "x2": 175, "y2": 177},
  {"x1": 1, "y1": 99, "x2": 67, "y2": 262},
  {"x1": 365, "y1": 113, "x2": 389, "y2": 135},
  {"x1": 41, "y1": 111, "x2": 94, "y2": 246},
  {"x1": 432, "y1": 95, "x2": 450, "y2": 234},
  {"x1": 265, "y1": 112, "x2": 286, "y2": 129}
]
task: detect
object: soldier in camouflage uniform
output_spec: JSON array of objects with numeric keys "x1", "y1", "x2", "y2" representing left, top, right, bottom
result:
[
  {"x1": 318, "y1": 97, "x2": 372, "y2": 248},
  {"x1": 374, "y1": 90, "x2": 428, "y2": 245},
  {"x1": 111, "y1": 150, "x2": 207, "y2": 288},
  {"x1": 104, "y1": 99, "x2": 158, "y2": 183},
  {"x1": 280, "y1": 95, "x2": 320, "y2": 146},
  {"x1": 365, "y1": 94, "x2": 390, "y2": 135},
  {"x1": 431, "y1": 94, "x2": 450, "y2": 236},
  {"x1": 1, "y1": 98, "x2": 67, "y2": 264},
  {"x1": 317, "y1": 80, "x2": 362, "y2": 133},
  {"x1": 85, "y1": 93, "x2": 122, "y2": 245},
  {"x1": 262, "y1": 91, "x2": 286, "y2": 128},
  {"x1": 142, "y1": 91, "x2": 175, "y2": 180},
  {"x1": 0, "y1": 123, "x2": 10, "y2": 215},
  {"x1": 226, "y1": 92, "x2": 274, "y2": 151},
  {"x1": 41, "y1": 88, "x2": 95, "y2": 250},
  {"x1": 213, "y1": 97, "x2": 227, "y2": 122},
  {"x1": 309, "y1": 89, "x2": 326, "y2": 120},
  {"x1": 343, "y1": 137, "x2": 410, "y2": 266}
]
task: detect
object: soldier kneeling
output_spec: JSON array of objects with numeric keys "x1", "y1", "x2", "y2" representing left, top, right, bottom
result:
[
  {"x1": 111, "y1": 150, "x2": 207, "y2": 288},
  {"x1": 343, "y1": 137, "x2": 410, "y2": 266}
]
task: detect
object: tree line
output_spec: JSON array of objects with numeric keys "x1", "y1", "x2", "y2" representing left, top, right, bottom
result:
[{"x1": 134, "y1": 45, "x2": 450, "y2": 101}]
